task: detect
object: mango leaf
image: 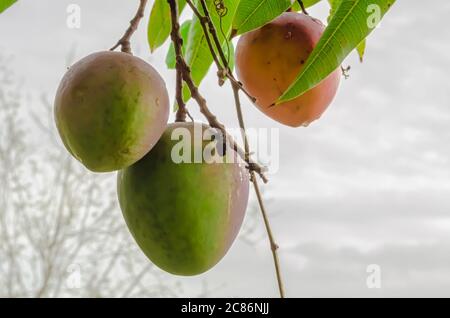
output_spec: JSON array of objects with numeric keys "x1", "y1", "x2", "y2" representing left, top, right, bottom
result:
[
  {"x1": 0, "y1": 0, "x2": 17, "y2": 13},
  {"x1": 183, "y1": 0, "x2": 239, "y2": 101},
  {"x1": 166, "y1": 20, "x2": 192, "y2": 69},
  {"x1": 327, "y1": 0, "x2": 339, "y2": 16},
  {"x1": 224, "y1": 41, "x2": 235, "y2": 73},
  {"x1": 356, "y1": 40, "x2": 366, "y2": 62},
  {"x1": 148, "y1": 0, "x2": 186, "y2": 53},
  {"x1": 232, "y1": 0, "x2": 323, "y2": 36},
  {"x1": 291, "y1": 0, "x2": 323, "y2": 12},
  {"x1": 278, "y1": 0, "x2": 396, "y2": 104},
  {"x1": 232, "y1": 0, "x2": 323, "y2": 37},
  {"x1": 328, "y1": 0, "x2": 365, "y2": 62},
  {"x1": 232, "y1": 0, "x2": 292, "y2": 37},
  {"x1": 231, "y1": 0, "x2": 321, "y2": 36},
  {"x1": 326, "y1": 0, "x2": 341, "y2": 29}
]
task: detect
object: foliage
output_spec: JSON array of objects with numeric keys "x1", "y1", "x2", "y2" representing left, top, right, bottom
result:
[
  {"x1": 148, "y1": 0, "x2": 187, "y2": 52},
  {"x1": 278, "y1": 0, "x2": 396, "y2": 103},
  {"x1": 148, "y1": 0, "x2": 397, "y2": 104},
  {"x1": 327, "y1": 0, "x2": 366, "y2": 62},
  {"x1": 232, "y1": 0, "x2": 320, "y2": 36}
]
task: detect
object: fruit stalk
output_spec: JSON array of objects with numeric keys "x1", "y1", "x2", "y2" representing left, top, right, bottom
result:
[
  {"x1": 168, "y1": 0, "x2": 191, "y2": 122},
  {"x1": 110, "y1": 0, "x2": 148, "y2": 54},
  {"x1": 232, "y1": 83, "x2": 286, "y2": 298},
  {"x1": 185, "y1": 0, "x2": 257, "y2": 104},
  {"x1": 182, "y1": 0, "x2": 285, "y2": 298}
]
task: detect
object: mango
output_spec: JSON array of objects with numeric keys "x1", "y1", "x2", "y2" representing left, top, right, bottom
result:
[
  {"x1": 54, "y1": 51, "x2": 169, "y2": 172},
  {"x1": 117, "y1": 122, "x2": 249, "y2": 276},
  {"x1": 235, "y1": 12, "x2": 341, "y2": 127}
]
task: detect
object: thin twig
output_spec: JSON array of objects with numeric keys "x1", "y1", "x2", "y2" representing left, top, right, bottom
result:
[
  {"x1": 175, "y1": 66, "x2": 193, "y2": 122},
  {"x1": 110, "y1": 0, "x2": 148, "y2": 54},
  {"x1": 185, "y1": 1, "x2": 223, "y2": 84},
  {"x1": 188, "y1": 0, "x2": 285, "y2": 297},
  {"x1": 186, "y1": 0, "x2": 256, "y2": 103},
  {"x1": 252, "y1": 171, "x2": 285, "y2": 298},
  {"x1": 297, "y1": 0, "x2": 309, "y2": 15},
  {"x1": 169, "y1": 0, "x2": 191, "y2": 122}
]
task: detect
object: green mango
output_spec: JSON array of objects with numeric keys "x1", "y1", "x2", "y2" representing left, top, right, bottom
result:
[
  {"x1": 117, "y1": 122, "x2": 250, "y2": 276},
  {"x1": 54, "y1": 51, "x2": 169, "y2": 172}
]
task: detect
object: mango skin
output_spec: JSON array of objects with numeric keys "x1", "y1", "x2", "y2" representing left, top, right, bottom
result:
[
  {"x1": 117, "y1": 122, "x2": 250, "y2": 276},
  {"x1": 54, "y1": 51, "x2": 169, "y2": 172},
  {"x1": 235, "y1": 12, "x2": 341, "y2": 127}
]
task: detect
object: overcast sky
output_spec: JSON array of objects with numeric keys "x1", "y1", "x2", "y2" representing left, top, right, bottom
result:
[{"x1": 1, "y1": 0, "x2": 450, "y2": 297}]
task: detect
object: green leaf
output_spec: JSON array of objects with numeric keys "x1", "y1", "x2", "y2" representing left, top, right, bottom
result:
[
  {"x1": 232, "y1": 0, "x2": 324, "y2": 37},
  {"x1": 356, "y1": 39, "x2": 366, "y2": 62},
  {"x1": 232, "y1": 0, "x2": 292, "y2": 37},
  {"x1": 0, "y1": 0, "x2": 17, "y2": 13},
  {"x1": 291, "y1": 0, "x2": 323, "y2": 12},
  {"x1": 278, "y1": 0, "x2": 396, "y2": 104},
  {"x1": 183, "y1": 0, "x2": 239, "y2": 101},
  {"x1": 166, "y1": 20, "x2": 192, "y2": 69},
  {"x1": 327, "y1": 0, "x2": 340, "y2": 18},
  {"x1": 148, "y1": 0, "x2": 186, "y2": 53},
  {"x1": 328, "y1": 0, "x2": 365, "y2": 62}
]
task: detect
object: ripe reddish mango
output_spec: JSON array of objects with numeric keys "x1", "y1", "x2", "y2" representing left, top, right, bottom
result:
[
  {"x1": 236, "y1": 12, "x2": 341, "y2": 127},
  {"x1": 54, "y1": 51, "x2": 169, "y2": 172}
]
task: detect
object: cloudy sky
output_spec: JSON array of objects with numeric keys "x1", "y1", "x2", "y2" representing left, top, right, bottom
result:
[{"x1": 1, "y1": 0, "x2": 450, "y2": 297}]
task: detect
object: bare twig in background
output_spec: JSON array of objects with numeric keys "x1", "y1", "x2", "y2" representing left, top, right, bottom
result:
[
  {"x1": 231, "y1": 82, "x2": 285, "y2": 297},
  {"x1": 169, "y1": 0, "x2": 192, "y2": 123},
  {"x1": 110, "y1": 0, "x2": 148, "y2": 54}
]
